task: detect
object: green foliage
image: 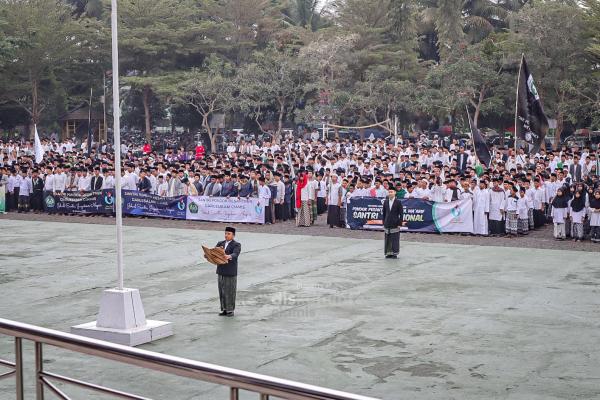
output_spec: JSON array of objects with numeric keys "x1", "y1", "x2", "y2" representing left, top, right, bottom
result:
[
  {"x1": 0, "y1": 0, "x2": 107, "y2": 134},
  {"x1": 237, "y1": 46, "x2": 313, "y2": 137},
  {"x1": 1, "y1": 0, "x2": 600, "y2": 136},
  {"x1": 583, "y1": 0, "x2": 600, "y2": 65},
  {"x1": 174, "y1": 55, "x2": 236, "y2": 150}
]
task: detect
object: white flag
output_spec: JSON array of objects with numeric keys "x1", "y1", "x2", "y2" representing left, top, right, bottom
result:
[{"x1": 34, "y1": 125, "x2": 44, "y2": 164}]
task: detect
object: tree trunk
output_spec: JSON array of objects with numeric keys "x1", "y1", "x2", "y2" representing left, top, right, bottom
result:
[
  {"x1": 554, "y1": 112, "x2": 563, "y2": 151},
  {"x1": 473, "y1": 85, "x2": 486, "y2": 129},
  {"x1": 276, "y1": 100, "x2": 285, "y2": 144},
  {"x1": 142, "y1": 85, "x2": 152, "y2": 143},
  {"x1": 203, "y1": 114, "x2": 215, "y2": 153}
]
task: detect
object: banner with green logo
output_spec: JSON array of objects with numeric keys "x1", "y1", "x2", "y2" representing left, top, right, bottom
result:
[
  {"x1": 0, "y1": 185, "x2": 5, "y2": 213},
  {"x1": 186, "y1": 196, "x2": 266, "y2": 224}
]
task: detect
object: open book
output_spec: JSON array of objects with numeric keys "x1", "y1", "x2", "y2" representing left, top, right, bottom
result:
[{"x1": 202, "y1": 246, "x2": 229, "y2": 265}]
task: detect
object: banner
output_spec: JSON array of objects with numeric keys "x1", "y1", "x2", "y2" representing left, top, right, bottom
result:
[
  {"x1": 186, "y1": 196, "x2": 266, "y2": 224},
  {"x1": 346, "y1": 197, "x2": 474, "y2": 233},
  {"x1": 0, "y1": 185, "x2": 5, "y2": 213},
  {"x1": 122, "y1": 190, "x2": 187, "y2": 219},
  {"x1": 44, "y1": 190, "x2": 113, "y2": 214},
  {"x1": 516, "y1": 55, "x2": 549, "y2": 154}
]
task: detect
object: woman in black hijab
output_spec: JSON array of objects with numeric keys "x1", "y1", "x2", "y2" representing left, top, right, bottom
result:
[
  {"x1": 551, "y1": 187, "x2": 569, "y2": 240},
  {"x1": 569, "y1": 190, "x2": 586, "y2": 241},
  {"x1": 589, "y1": 190, "x2": 600, "y2": 243}
]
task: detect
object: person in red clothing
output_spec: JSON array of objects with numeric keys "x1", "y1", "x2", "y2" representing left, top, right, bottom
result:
[
  {"x1": 195, "y1": 142, "x2": 205, "y2": 160},
  {"x1": 143, "y1": 142, "x2": 151, "y2": 154}
]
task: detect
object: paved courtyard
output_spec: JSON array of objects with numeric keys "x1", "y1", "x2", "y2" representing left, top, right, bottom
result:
[{"x1": 0, "y1": 219, "x2": 599, "y2": 399}]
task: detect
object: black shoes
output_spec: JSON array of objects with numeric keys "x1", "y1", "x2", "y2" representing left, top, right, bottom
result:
[{"x1": 219, "y1": 311, "x2": 234, "y2": 317}]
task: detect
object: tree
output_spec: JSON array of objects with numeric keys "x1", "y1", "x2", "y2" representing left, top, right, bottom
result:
[
  {"x1": 425, "y1": 39, "x2": 510, "y2": 129},
  {"x1": 115, "y1": 0, "x2": 216, "y2": 142},
  {"x1": 351, "y1": 66, "x2": 418, "y2": 134},
  {"x1": 419, "y1": 0, "x2": 510, "y2": 61},
  {"x1": 175, "y1": 56, "x2": 235, "y2": 152},
  {"x1": 206, "y1": 0, "x2": 284, "y2": 66},
  {"x1": 283, "y1": 0, "x2": 330, "y2": 32},
  {"x1": 508, "y1": 1, "x2": 588, "y2": 148},
  {"x1": 583, "y1": 0, "x2": 600, "y2": 65},
  {"x1": 237, "y1": 47, "x2": 312, "y2": 142},
  {"x1": 0, "y1": 0, "x2": 105, "y2": 136}
]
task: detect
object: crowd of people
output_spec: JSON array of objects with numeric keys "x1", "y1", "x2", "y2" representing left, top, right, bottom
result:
[{"x1": 1, "y1": 132, "x2": 599, "y2": 242}]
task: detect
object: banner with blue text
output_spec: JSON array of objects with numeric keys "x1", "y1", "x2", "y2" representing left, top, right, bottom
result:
[
  {"x1": 346, "y1": 197, "x2": 474, "y2": 233},
  {"x1": 43, "y1": 190, "x2": 113, "y2": 214},
  {"x1": 122, "y1": 190, "x2": 187, "y2": 219}
]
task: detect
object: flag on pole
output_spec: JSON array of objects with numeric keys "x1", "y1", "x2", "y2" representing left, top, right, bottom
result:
[
  {"x1": 466, "y1": 106, "x2": 492, "y2": 169},
  {"x1": 34, "y1": 125, "x2": 44, "y2": 164},
  {"x1": 516, "y1": 55, "x2": 549, "y2": 154}
]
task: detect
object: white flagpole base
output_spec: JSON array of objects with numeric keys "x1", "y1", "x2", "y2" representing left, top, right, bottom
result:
[{"x1": 71, "y1": 288, "x2": 173, "y2": 346}]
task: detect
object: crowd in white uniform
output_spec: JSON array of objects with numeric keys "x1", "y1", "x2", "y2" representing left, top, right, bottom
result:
[{"x1": 1, "y1": 134, "x2": 600, "y2": 242}]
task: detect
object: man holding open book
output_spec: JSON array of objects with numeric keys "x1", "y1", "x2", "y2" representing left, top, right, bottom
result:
[{"x1": 205, "y1": 226, "x2": 241, "y2": 317}]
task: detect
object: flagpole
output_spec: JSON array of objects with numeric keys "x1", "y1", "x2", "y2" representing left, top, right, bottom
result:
[
  {"x1": 110, "y1": 0, "x2": 124, "y2": 291},
  {"x1": 70, "y1": 0, "x2": 173, "y2": 345},
  {"x1": 103, "y1": 73, "x2": 107, "y2": 144},
  {"x1": 514, "y1": 53, "x2": 524, "y2": 155},
  {"x1": 88, "y1": 88, "x2": 93, "y2": 157}
]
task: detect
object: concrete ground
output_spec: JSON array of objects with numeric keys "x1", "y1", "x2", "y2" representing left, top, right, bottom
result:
[{"x1": 0, "y1": 219, "x2": 599, "y2": 400}]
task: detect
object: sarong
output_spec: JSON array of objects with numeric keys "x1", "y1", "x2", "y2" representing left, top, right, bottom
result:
[
  {"x1": 296, "y1": 201, "x2": 312, "y2": 227},
  {"x1": 218, "y1": 275, "x2": 237, "y2": 312},
  {"x1": 327, "y1": 205, "x2": 340, "y2": 227},
  {"x1": 384, "y1": 227, "x2": 400, "y2": 256},
  {"x1": 505, "y1": 211, "x2": 518, "y2": 235}
]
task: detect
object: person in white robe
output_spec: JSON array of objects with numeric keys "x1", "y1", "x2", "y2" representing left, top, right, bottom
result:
[
  {"x1": 488, "y1": 179, "x2": 506, "y2": 236},
  {"x1": 473, "y1": 182, "x2": 490, "y2": 235}
]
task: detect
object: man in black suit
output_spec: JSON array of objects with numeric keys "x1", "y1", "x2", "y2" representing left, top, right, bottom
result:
[
  {"x1": 30, "y1": 169, "x2": 44, "y2": 213},
  {"x1": 137, "y1": 169, "x2": 152, "y2": 193},
  {"x1": 90, "y1": 167, "x2": 104, "y2": 191},
  {"x1": 456, "y1": 146, "x2": 469, "y2": 172},
  {"x1": 382, "y1": 186, "x2": 405, "y2": 259},
  {"x1": 569, "y1": 155, "x2": 583, "y2": 182},
  {"x1": 211, "y1": 226, "x2": 241, "y2": 317}
]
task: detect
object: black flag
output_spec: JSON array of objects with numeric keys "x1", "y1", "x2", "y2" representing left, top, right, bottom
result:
[
  {"x1": 516, "y1": 55, "x2": 549, "y2": 154},
  {"x1": 466, "y1": 106, "x2": 492, "y2": 168}
]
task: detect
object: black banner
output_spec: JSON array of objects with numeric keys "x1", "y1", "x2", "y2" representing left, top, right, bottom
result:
[
  {"x1": 516, "y1": 55, "x2": 549, "y2": 154},
  {"x1": 122, "y1": 190, "x2": 187, "y2": 219},
  {"x1": 467, "y1": 107, "x2": 492, "y2": 168},
  {"x1": 43, "y1": 190, "x2": 114, "y2": 214}
]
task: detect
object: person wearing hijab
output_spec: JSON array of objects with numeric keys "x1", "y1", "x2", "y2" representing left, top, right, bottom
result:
[
  {"x1": 295, "y1": 170, "x2": 312, "y2": 227},
  {"x1": 589, "y1": 190, "x2": 600, "y2": 243},
  {"x1": 551, "y1": 187, "x2": 569, "y2": 240},
  {"x1": 569, "y1": 190, "x2": 586, "y2": 241}
]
